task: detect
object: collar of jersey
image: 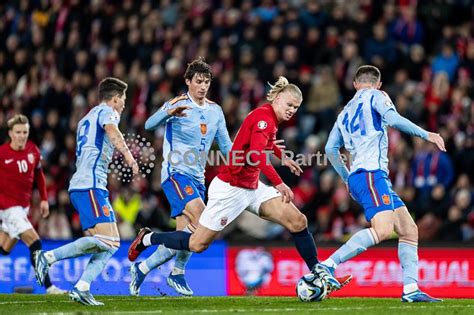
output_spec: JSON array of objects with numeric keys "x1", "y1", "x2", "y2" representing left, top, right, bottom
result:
[{"x1": 187, "y1": 92, "x2": 208, "y2": 109}]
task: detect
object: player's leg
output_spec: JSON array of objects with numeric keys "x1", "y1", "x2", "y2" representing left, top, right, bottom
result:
[
  {"x1": 258, "y1": 198, "x2": 317, "y2": 270},
  {"x1": 394, "y1": 205, "x2": 441, "y2": 302},
  {"x1": 129, "y1": 176, "x2": 249, "y2": 255},
  {"x1": 166, "y1": 207, "x2": 201, "y2": 296},
  {"x1": 0, "y1": 208, "x2": 22, "y2": 254},
  {"x1": 35, "y1": 191, "x2": 114, "y2": 281},
  {"x1": 131, "y1": 175, "x2": 205, "y2": 296},
  {"x1": 0, "y1": 231, "x2": 18, "y2": 254},
  {"x1": 66, "y1": 221, "x2": 119, "y2": 305},
  {"x1": 166, "y1": 181, "x2": 207, "y2": 295},
  {"x1": 0, "y1": 205, "x2": 64, "y2": 293},
  {"x1": 255, "y1": 186, "x2": 351, "y2": 291},
  {"x1": 35, "y1": 190, "x2": 118, "y2": 305},
  {"x1": 20, "y1": 228, "x2": 66, "y2": 294},
  {"x1": 131, "y1": 201, "x2": 204, "y2": 296},
  {"x1": 130, "y1": 219, "x2": 219, "y2": 255},
  {"x1": 72, "y1": 190, "x2": 120, "y2": 306},
  {"x1": 317, "y1": 171, "x2": 396, "y2": 288}
]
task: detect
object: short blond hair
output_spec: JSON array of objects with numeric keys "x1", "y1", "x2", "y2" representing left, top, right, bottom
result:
[
  {"x1": 7, "y1": 114, "x2": 29, "y2": 130},
  {"x1": 266, "y1": 76, "x2": 302, "y2": 102}
]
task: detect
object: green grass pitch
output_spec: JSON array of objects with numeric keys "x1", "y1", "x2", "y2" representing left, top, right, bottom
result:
[{"x1": 1, "y1": 295, "x2": 473, "y2": 314}]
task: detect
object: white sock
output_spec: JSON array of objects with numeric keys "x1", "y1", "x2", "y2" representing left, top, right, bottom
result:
[
  {"x1": 75, "y1": 280, "x2": 90, "y2": 292},
  {"x1": 142, "y1": 233, "x2": 152, "y2": 246},
  {"x1": 44, "y1": 251, "x2": 56, "y2": 264},
  {"x1": 171, "y1": 267, "x2": 185, "y2": 275},
  {"x1": 138, "y1": 261, "x2": 150, "y2": 275},
  {"x1": 403, "y1": 283, "x2": 419, "y2": 294},
  {"x1": 322, "y1": 258, "x2": 338, "y2": 269}
]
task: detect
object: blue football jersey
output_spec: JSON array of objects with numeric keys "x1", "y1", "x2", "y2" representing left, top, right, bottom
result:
[
  {"x1": 160, "y1": 93, "x2": 232, "y2": 184},
  {"x1": 69, "y1": 103, "x2": 120, "y2": 191},
  {"x1": 335, "y1": 88, "x2": 396, "y2": 175}
]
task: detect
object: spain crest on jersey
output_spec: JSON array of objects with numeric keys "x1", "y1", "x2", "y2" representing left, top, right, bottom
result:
[
  {"x1": 382, "y1": 194, "x2": 391, "y2": 205},
  {"x1": 200, "y1": 123, "x2": 207, "y2": 135},
  {"x1": 27, "y1": 153, "x2": 35, "y2": 164}
]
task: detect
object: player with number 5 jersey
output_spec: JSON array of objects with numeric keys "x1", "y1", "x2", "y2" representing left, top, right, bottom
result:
[
  {"x1": 128, "y1": 58, "x2": 233, "y2": 297},
  {"x1": 314, "y1": 65, "x2": 445, "y2": 302}
]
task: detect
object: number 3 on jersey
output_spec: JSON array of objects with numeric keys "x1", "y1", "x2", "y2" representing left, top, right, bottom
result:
[
  {"x1": 76, "y1": 120, "x2": 90, "y2": 156},
  {"x1": 342, "y1": 103, "x2": 366, "y2": 136}
]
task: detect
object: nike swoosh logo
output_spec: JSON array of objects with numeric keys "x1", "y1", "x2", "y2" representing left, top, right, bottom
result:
[{"x1": 5, "y1": 159, "x2": 13, "y2": 164}]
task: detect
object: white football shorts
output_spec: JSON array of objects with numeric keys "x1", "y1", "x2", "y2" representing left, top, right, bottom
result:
[
  {"x1": 199, "y1": 176, "x2": 281, "y2": 231},
  {"x1": 0, "y1": 206, "x2": 33, "y2": 239}
]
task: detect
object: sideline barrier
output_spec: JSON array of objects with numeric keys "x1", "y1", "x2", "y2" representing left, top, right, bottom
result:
[
  {"x1": 227, "y1": 247, "x2": 474, "y2": 298},
  {"x1": 0, "y1": 240, "x2": 226, "y2": 295},
  {"x1": 2, "y1": 242, "x2": 473, "y2": 298}
]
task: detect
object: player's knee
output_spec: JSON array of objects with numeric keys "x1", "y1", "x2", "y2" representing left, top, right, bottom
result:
[
  {"x1": 185, "y1": 202, "x2": 205, "y2": 225},
  {"x1": 293, "y1": 213, "x2": 308, "y2": 232},
  {"x1": 189, "y1": 239, "x2": 209, "y2": 253},
  {"x1": 0, "y1": 247, "x2": 9, "y2": 255},
  {"x1": 400, "y1": 222, "x2": 418, "y2": 241},
  {"x1": 286, "y1": 213, "x2": 308, "y2": 233},
  {"x1": 109, "y1": 241, "x2": 120, "y2": 252},
  {"x1": 94, "y1": 235, "x2": 120, "y2": 253},
  {"x1": 374, "y1": 225, "x2": 393, "y2": 241}
]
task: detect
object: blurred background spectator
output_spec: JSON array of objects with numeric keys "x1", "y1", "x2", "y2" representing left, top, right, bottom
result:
[{"x1": 0, "y1": 0, "x2": 472, "y2": 243}]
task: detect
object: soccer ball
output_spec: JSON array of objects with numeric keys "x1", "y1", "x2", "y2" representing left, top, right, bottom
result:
[{"x1": 296, "y1": 273, "x2": 327, "y2": 302}]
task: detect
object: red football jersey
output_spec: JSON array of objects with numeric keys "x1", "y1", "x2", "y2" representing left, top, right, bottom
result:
[
  {"x1": 0, "y1": 141, "x2": 46, "y2": 209},
  {"x1": 219, "y1": 103, "x2": 283, "y2": 189}
]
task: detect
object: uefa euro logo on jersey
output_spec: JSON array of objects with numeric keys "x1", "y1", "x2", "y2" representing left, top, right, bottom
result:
[
  {"x1": 257, "y1": 120, "x2": 267, "y2": 130},
  {"x1": 200, "y1": 123, "x2": 207, "y2": 135}
]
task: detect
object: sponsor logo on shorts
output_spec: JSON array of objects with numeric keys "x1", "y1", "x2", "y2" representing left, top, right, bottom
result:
[
  {"x1": 382, "y1": 194, "x2": 391, "y2": 205},
  {"x1": 220, "y1": 217, "x2": 228, "y2": 226},
  {"x1": 184, "y1": 185, "x2": 194, "y2": 195},
  {"x1": 102, "y1": 205, "x2": 110, "y2": 217}
]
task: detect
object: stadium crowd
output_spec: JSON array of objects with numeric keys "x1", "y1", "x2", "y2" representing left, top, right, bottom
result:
[{"x1": 0, "y1": 0, "x2": 473, "y2": 243}]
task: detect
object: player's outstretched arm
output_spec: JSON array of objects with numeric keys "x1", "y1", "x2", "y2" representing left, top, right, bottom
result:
[
  {"x1": 325, "y1": 124, "x2": 349, "y2": 183},
  {"x1": 215, "y1": 107, "x2": 233, "y2": 155},
  {"x1": 426, "y1": 132, "x2": 446, "y2": 152},
  {"x1": 145, "y1": 105, "x2": 191, "y2": 131},
  {"x1": 384, "y1": 110, "x2": 446, "y2": 151},
  {"x1": 104, "y1": 124, "x2": 139, "y2": 175}
]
